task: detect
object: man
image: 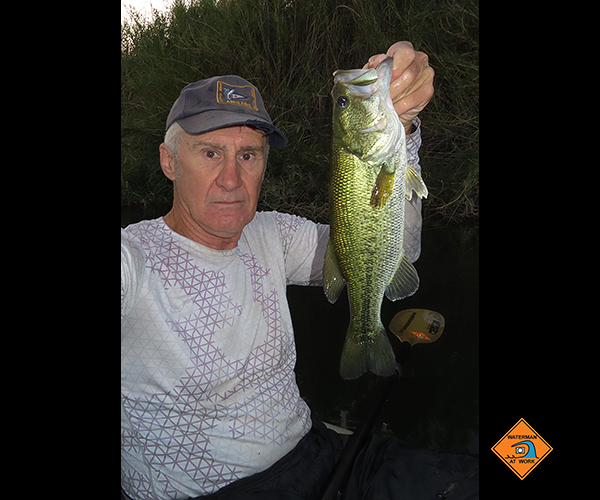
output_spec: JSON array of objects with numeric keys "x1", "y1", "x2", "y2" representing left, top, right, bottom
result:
[{"x1": 122, "y1": 43, "x2": 474, "y2": 500}]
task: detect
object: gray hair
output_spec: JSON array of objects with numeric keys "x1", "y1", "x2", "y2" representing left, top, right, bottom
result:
[
  {"x1": 163, "y1": 122, "x2": 185, "y2": 179},
  {"x1": 164, "y1": 122, "x2": 185, "y2": 160}
]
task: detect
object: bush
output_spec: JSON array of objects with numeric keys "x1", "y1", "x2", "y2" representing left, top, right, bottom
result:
[{"x1": 121, "y1": 0, "x2": 478, "y2": 222}]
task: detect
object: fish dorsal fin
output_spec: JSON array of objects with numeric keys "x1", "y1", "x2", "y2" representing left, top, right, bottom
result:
[
  {"x1": 323, "y1": 239, "x2": 346, "y2": 303},
  {"x1": 385, "y1": 253, "x2": 420, "y2": 301},
  {"x1": 405, "y1": 165, "x2": 428, "y2": 200}
]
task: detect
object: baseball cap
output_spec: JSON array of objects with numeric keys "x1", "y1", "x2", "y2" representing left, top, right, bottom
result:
[{"x1": 166, "y1": 75, "x2": 288, "y2": 148}]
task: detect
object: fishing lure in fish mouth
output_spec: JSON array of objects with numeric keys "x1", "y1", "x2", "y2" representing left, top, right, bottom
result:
[{"x1": 325, "y1": 56, "x2": 428, "y2": 380}]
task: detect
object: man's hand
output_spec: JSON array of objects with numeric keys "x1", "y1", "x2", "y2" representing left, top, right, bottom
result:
[{"x1": 364, "y1": 41, "x2": 435, "y2": 134}]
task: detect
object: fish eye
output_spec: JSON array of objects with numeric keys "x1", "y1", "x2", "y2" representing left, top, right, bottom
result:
[{"x1": 337, "y1": 96, "x2": 349, "y2": 108}]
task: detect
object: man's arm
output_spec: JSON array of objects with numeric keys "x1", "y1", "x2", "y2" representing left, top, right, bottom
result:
[
  {"x1": 405, "y1": 116, "x2": 424, "y2": 263},
  {"x1": 121, "y1": 230, "x2": 146, "y2": 324},
  {"x1": 366, "y1": 42, "x2": 434, "y2": 262}
]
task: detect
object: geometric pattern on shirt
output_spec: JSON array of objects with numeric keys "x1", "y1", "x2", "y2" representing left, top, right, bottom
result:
[
  {"x1": 122, "y1": 220, "x2": 245, "y2": 496},
  {"x1": 273, "y1": 212, "x2": 303, "y2": 257},
  {"x1": 230, "y1": 251, "x2": 308, "y2": 445},
  {"x1": 122, "y1": 219, "x2": 310, "y2": 499}
]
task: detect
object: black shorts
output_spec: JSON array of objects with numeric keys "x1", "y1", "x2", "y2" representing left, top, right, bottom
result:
[{"x1": 188, "y1": 418, "x2": 479, "y2": 500}]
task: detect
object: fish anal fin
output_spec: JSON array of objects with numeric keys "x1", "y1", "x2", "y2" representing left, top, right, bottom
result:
[
  {"x1": 323, "y1": 239, "x2": 345, "y2": 304},
  {"x1": 370, "y1": 163, "x2": 396, "y2": 209},
  {"x1": 385, "y1": 254, "x2": 420, "y2": 301}
]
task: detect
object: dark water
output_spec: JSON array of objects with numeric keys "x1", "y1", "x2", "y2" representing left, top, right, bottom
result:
[
  {"x1": 290, "y1": 221, "x2": 479, "y2": 455},
  {"x1": 121, "y1": 206, "x2": 479, "y2": 455}
]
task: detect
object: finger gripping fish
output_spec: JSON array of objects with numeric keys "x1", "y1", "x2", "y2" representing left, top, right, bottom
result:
[{"x1": 324, "y1": 57, "x2": 428, "y2": 380}]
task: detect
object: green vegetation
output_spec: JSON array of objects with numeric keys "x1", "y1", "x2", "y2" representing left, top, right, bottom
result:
[{"x1": 121, "y1": 0, "x2": 478, "y2": 223}]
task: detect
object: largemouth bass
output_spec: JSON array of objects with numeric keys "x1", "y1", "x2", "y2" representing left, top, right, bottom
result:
[{"x1": 324, "y1": 56, "x2": 428, "y2": 380}]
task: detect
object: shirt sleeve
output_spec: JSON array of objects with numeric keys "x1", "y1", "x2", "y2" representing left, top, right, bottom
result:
[
  {"x1": 404, "y1": 117, "x2": 424, "y2": 263},
  {"x1": 274, "y1": 212, "x2": 330, "y2": 287},
  {"x1": 121, "y1": 229, "x2": 146, "y2": 324}
]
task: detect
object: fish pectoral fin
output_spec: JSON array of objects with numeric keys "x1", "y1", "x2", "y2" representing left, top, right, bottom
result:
[
  {"x1": 405, "y1": 165, "x2": 428, "y2": 201},
  {"x1": 323, "y1": 239, "x2": 345, "y2": 304},
  {"x1": 385, "y1": 253, "x2": 420, "y2": 301},
  {"x1": 370, "y1": 163, "x2": 396, "y2": 209}
]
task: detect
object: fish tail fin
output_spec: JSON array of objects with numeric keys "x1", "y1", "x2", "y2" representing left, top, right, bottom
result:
[{"x1": 339, "y1": 322, "x2": 397, "y2": 380}]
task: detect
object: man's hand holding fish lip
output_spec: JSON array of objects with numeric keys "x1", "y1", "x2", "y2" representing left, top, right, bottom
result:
[
  {"x1": 364, "y1": 41, "x2": 435, "y2": 135},
  {"x1": 121, "y1": 40, "x2": 477, "y2": 500}
]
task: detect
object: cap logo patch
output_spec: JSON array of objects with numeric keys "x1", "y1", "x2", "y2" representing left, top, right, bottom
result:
[{"x1": 216, "y1": 80, "x2": 258, "y2": 111}]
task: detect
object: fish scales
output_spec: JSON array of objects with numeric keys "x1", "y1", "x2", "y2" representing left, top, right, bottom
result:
[{"x1": 324, "y1": 56, "x2": 428, "y2": 380}]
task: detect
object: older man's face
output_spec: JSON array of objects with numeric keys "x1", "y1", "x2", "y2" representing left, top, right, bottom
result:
[{"x1": 160, "y1": 125, "x2": 268, "y2": 249}]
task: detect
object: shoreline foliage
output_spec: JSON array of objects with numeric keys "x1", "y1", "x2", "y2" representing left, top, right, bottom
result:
[{"x1": 121, "y1": 0, "x2": 478, "y2": 223}]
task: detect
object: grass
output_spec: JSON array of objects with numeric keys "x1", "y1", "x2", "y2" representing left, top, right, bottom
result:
[{"x1": 121, "y1": 0, "x2": 478, "y2": 223}]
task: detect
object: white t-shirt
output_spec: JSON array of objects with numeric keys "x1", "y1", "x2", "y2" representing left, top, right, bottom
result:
[
  {"x1": 121, "y1": 122, "x2": 423, "y2": 500},
  {"x1": 122, "y1": 212, "x2": 329, "y2": 499}
]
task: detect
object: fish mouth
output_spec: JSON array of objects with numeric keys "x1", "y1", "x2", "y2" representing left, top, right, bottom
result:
[
  {"x1": 333, "y1": 69, "x2": 379, "y2": 100},
  {"x1": 332, "y1": 57, "x2": 394, "y2": 99}
]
